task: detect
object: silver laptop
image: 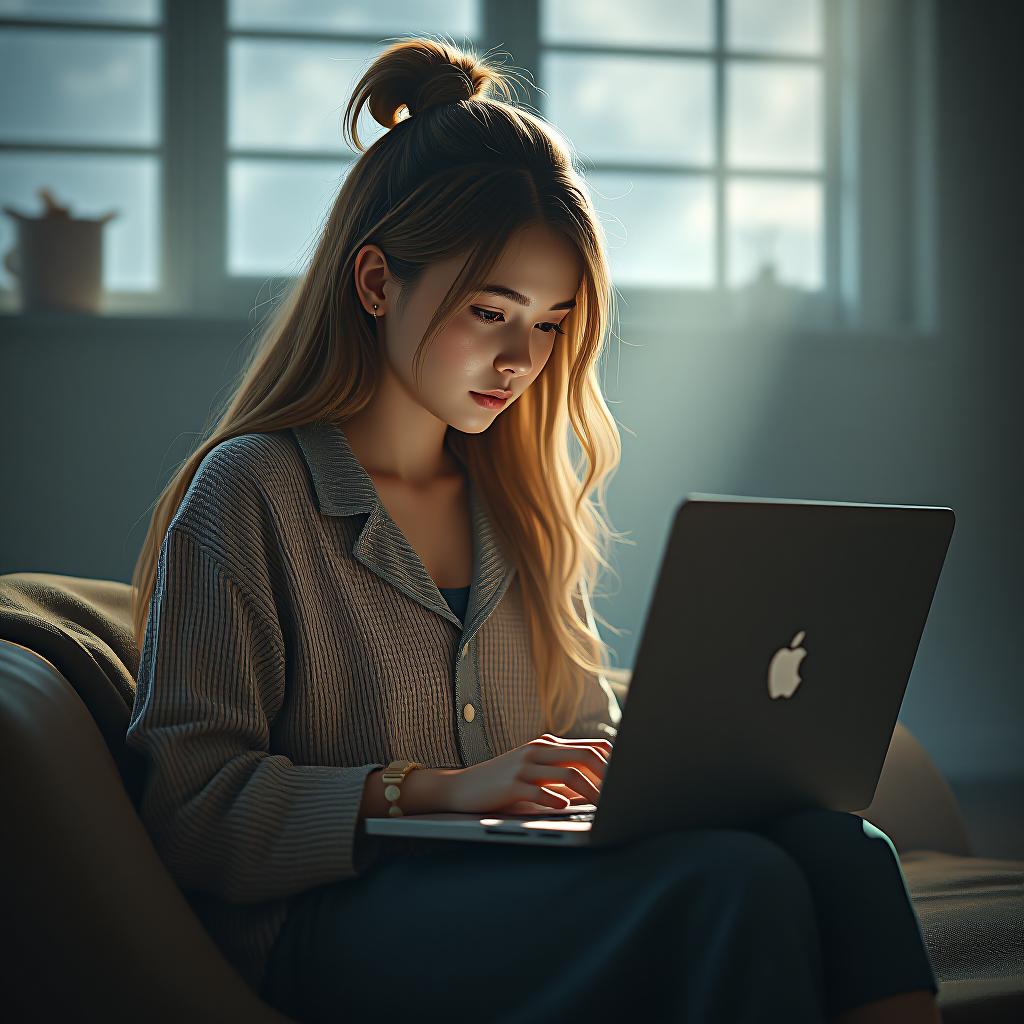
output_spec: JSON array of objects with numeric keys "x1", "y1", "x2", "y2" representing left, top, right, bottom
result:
[{"x1": 365, "y1": 493, "x2": 956, "y2": 849}]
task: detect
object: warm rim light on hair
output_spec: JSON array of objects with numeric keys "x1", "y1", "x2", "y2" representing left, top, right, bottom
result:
[{"x1": 130, "y1": 33, "x2": 631, "y2": 736}]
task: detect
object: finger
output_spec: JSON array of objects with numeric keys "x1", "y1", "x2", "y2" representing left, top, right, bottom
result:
[
  {"x1": 536, "y1": 736, "x2": 614, "y2": 768},
  {"x1": 504, "y1": 777, "x2": 573, "y2": 808},
  {"x1": 546, "y1": 781, "x2": 597, "y2": 805},
  {"x1": 521, "y1": 764, "x2": 601, "y2": 804},
  {"x1": 535, "y1": 753, "x2": 605, "y2": 796},
  {"x1": 522, "y1": 784, "x2": 571, "y2": 808},
  {"x1": 533, "y1": 738, "x2": 609, "y2": 765},
  {"x1": 528, "y1": 742, "x2": 609, "y2": 785},
  {"x1": 560, "y1": 767, "x2": 600, "y2": 803},
  {"x1": 540, "y1": 733, "x2": 613, "y2": 752},
  {"x1": 498, "y1": 794, "x2": 569, "y2": 815}
]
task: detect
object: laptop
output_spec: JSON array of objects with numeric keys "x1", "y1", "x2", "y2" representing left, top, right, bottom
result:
[{"x1": 364, "y1": 493, "x2": 956, "y2": 849}]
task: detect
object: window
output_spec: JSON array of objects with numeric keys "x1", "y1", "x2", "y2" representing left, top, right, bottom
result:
[
  {"x1": 540, "y1": 0, "x2": 831, "y2": 326},
  {"x1": 0, "y1": 0, "x2": 164, "y2": 313},
  {"x1": 225, "y1": 0, "x2": 479, "y2": 279},
  {"x1": 208, "y1": 0, "x2": 481, "y2": 316},
  {"x1": 0, "y1": 0, "x2": 935, "y2": 335}
]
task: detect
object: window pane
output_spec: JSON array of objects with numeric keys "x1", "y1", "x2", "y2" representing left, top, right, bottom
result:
[
  {"x1": 229, "y1": 0, "x2": 478, "y2": 36},
  {"x1": 543, "y1": 54, "x2": 713, "y2": 166},
  {"x1": 0, "y1": 28, "x2": 159, "y2": 146},
  {"x1": 587, "y1": 171, "x2": 715, "y2": 287},
  {"x1": 727, "y1": 62, "x2": 821, "y2": 170},
  {"x1": 230, "y1": 39, "x2": 386, "y2": 153},
  {"x1": 727, "y1": 0, "x2": 822, "y2": 55},
  {"x1": 0, "y1": 0, "x2": 159, "y2": 24},
  {"x1": 228, "y1": 158, "x2": 345, "y2": 277},
  {"x1": 0, "y1": 152, "x2": 160, "y2": 291},
  {"x1": 542, "y1": 0, "x2": 712, "y2": 49},
  {"x1": 727, "y1": 178, "x2": 822, "y2": 289}
]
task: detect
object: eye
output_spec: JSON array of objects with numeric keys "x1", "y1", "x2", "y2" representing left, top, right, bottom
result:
[{"x1": 470, "y1": 306, "x2": 566, "y2": 336}]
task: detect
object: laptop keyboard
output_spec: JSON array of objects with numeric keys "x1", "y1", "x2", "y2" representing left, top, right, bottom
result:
[{"x1": 523, "y1": 810, "x2": 596, "y2": 821}]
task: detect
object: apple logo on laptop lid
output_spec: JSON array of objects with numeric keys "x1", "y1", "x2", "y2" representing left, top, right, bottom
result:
[{"x1": 768, "y1": 630, "x2": 807, "y2": 699}]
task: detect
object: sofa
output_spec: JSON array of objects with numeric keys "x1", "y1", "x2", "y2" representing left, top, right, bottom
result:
[{"x1": 1, "y1": 569, "x2": 1021, "y2": 1023}]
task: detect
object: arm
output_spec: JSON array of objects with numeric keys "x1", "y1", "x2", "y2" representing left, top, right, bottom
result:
[
  {"x1": 128, "y1": 526, "x2": 388, "y2": 904},
  {"x1": 357, "y1": 766, "x2": 461, "y2": 822}
]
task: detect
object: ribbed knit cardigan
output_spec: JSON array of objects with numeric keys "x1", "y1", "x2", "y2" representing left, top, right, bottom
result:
[{"x1": 126, "y1": 420, "x2": 622, "y2": 995}]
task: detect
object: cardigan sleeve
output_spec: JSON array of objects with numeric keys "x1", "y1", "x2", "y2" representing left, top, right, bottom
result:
[
  {"x1": 561, "y1": 578, "x2": 623, "y2": 741},
  {"x1": 126, "y1": 525, "x2": 385, "y2": 904}
]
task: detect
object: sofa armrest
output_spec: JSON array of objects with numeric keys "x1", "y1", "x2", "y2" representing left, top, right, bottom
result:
[
  {"x1": 855, "y1": 720, "x2": 974, "y2": 858},
  {"x1": 0, "y1": 638, "x2": 295, "y2": 1023}
]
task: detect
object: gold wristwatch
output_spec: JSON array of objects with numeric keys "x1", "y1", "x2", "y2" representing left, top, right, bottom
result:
[{"x1": 382, "y1": 759, "x2": 426, "y2": 816}]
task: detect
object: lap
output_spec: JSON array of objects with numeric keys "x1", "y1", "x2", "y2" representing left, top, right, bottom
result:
[
  {"x1": 262, "y1": 820, "x2": 830, "y2": 1023},
  {"x1": 302, "y1": 822, "x2": 818, "y2": 927}
]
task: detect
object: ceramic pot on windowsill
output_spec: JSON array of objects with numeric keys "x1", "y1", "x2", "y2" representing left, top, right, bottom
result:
[{"x1": 2, "y1": 187, "x2": 118, "y2": 314}]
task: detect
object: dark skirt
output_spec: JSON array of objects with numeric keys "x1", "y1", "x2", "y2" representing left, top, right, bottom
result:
[{"x1": 259, "y1": 807, "x2": 939, "y2": 1024}]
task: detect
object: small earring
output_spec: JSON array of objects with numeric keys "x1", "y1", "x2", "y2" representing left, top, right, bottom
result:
[{"x1": 372, "y1": 303, "x2": 380, "y2": 318}]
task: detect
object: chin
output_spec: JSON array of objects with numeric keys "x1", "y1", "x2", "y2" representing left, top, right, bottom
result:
[{"x1": 456, "y1": 420, "x2": 495, "y2": 435}]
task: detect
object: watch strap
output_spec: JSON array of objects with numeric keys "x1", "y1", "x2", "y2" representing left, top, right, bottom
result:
[{"x1": 382, "y1": 759, "x2": 426, "y2": 816}]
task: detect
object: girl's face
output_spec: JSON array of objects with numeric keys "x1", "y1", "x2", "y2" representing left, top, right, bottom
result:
[{"x1": 361, "y1": 223, "x2": 584, "y2": 434}]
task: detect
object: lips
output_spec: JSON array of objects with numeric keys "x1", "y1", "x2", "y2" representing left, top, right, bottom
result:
[{"x1": 470, "y1": 391, "x2": 509, "y2": 409}]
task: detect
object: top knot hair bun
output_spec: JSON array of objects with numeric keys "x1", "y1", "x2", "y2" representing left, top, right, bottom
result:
[{"x1": 344, "y1": 35, "x2": 519, "y2": 149}]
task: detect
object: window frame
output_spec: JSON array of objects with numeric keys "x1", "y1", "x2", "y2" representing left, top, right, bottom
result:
[
  {"x1": 529, "y1": 0, "x2": 840, "y2": 328},
  {"x1": 0, "y1": 0, "x2": 937, "y2": 338},
  {"x1": 0, "y1": 2, "x2": 171, "y2": 314}
]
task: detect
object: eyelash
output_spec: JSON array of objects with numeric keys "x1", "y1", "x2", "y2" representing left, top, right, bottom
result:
[{"x1": 470, "y1": 306, "x2": 566, "y2": 336}]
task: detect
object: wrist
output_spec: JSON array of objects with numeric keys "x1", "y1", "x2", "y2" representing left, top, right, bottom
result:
[{"x1": 400, "y1": 766, "x2": 461, "y2": 815}]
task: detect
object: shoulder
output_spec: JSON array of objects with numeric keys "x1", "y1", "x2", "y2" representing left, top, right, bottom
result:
[
  {"x1": 193, "y1": 429, "x2": 303, "y2": 491},
  {"x1": 170, "y1": 428, "x2": 310, "y2": 564}
]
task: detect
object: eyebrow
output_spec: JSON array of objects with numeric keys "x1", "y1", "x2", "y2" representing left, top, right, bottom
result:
[{"x1": 478, "y1": 284, "x2": 577, "y2": 311}]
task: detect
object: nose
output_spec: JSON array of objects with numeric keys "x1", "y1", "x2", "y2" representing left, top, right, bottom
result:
[{"x1": 495, "y1": 333, "x2": 540, "y2": 378}]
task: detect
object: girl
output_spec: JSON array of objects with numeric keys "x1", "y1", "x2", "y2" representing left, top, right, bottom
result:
[{"x1": 126, "y1": 35, "x2": 940, "y2": 1024}]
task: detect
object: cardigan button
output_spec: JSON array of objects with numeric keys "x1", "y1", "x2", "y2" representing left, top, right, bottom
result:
[
  {"x1": 463, "y1": 703, "x2": 476, "y2": 723},
  {"x1": 461, "y1": 643, "x2": 469, "y2": 660}
]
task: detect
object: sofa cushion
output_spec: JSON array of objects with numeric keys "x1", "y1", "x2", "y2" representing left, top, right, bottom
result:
[
  {"x1": 902, "y1": 850, "x2": 1024, "y2": 1022},
  {"x1": 0, "y1": 572, "x2": 143, "y2": 803}
]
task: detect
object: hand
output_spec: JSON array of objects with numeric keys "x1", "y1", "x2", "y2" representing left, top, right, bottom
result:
[{"x1": 445, "y1": 734, "x2": 612, "y2": 815}]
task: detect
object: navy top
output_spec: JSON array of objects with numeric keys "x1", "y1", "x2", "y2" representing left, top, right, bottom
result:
[{"x1": 438, "y1": 583, "x2": 471, "y2": 623}]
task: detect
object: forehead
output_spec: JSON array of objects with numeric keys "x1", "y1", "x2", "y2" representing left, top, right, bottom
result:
[
  {"x1": 430, "y1": 226, "x2": 584, "y2": 306},
  {"x1": 489, "y1": 225, "x2": 583, "y2": 293}
]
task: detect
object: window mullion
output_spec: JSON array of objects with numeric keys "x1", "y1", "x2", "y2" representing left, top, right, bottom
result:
[
  {"x1": 823, "y1": 0, "x2": 845, "y2": 326},
  {"x1": 188, "y1": 0, "x2": 228, "y2": 316},
  {"x1": 162, "y1": 0, "x2": 200, "y2": 313},
  {"x1": 714, "y1": 0, "x2": 727, "y2": 298},
  {"x1": 485, "y1": 0, "x2": 538, "y2": 101}
]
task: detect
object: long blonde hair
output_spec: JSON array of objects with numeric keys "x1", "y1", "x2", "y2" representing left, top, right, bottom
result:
[{"x1": 130, "y1": 35, "x2": 631, "y2": 734}]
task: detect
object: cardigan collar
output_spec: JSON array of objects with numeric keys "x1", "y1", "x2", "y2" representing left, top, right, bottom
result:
[{"x1": 289, "y1": 420, "x2": 516, "y2": 641}]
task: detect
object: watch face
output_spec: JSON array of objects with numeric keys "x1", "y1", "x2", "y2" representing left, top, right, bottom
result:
[{"x1": 384, "y1": 759, "x2": 418, "y2": 780}]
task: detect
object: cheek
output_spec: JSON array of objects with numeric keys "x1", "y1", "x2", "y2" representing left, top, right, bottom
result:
[
  {"x1": 529, "y1": 334, "x2": 557, "y2": 377},
  {"x1": 427, "y1": 324, "x2": 558, "y2": 387},
  {"x1": 431, "y1": 330, "x2": 485, "y2": 381}
]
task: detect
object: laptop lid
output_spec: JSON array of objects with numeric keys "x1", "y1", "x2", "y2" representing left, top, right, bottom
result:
[{"x1": 590, "y1": 494, "x2": 955, "y2": 848}]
